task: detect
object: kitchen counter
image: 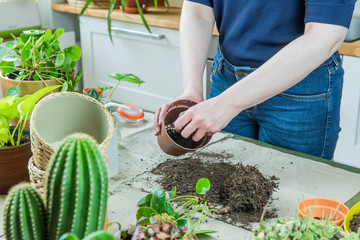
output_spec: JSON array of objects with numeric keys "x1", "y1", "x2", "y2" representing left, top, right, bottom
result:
[{"x1": 52, "y1": 3, "x2": 360, "y2": 57}]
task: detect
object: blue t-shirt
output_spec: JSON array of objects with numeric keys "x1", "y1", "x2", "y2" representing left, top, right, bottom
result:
[{"x1": 187, "y1": 0, "x2": 356, "y2": 67}]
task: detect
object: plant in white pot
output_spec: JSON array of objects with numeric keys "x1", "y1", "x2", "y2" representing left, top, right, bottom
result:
[
  {"x1": 0, "y1": 28, "x2": 82, "y2": 97},
  {"x1": 0, "y1": 85, "x2": 61, "y2": 193}
]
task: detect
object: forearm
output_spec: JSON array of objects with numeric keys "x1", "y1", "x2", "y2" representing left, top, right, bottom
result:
[
  {"x1": 179, "y1": 1, "x2": 215, "y2": 97},
  {"x1": 220, "y1": 23, "x2": 347, "y2": 113}
]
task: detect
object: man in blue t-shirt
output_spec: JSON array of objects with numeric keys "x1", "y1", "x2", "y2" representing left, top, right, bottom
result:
[{"x1": 154, "y1": 0, "x2": 356, "y2": 160}]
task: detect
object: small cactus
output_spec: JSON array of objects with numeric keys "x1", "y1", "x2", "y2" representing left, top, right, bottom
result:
[
  {"x1": 3, "y1": 183, "x2": 46, "y2": 240},
  {"x1": 46, "y1": 133, "x2": 108, "y2": 240},
  {"x1": 119, "y1": 213, "x2": 198, "y2": 240}
]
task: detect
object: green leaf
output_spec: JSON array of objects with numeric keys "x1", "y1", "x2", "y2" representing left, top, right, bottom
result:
[
  {"x1": 0, "y1": 117, "x2": 10, "y2": 143},
  {"x1": 79, "y1": 0, "x2": 94, "y2": 17},
  {"x1": 0, "y1": 60, "x2": 15, "y2": 75},
  {"x1": 176, "y1": 218, "x2": 188, "y2": 227},
  {"x1": 196, "y1": 178, "x2": 211, "y2": 195},
  {"x1": 22, "y1": 29, "x2": 45, "y2": 36},
  {"x1": 164, "y1": 202, "x2": 178, "y2": 219},
  {"x1": 0, "y1": 38, "x2": 2, "y2": 43},
  {"x1": 6, "y1": 87, "x2": 20, "y2": 97},
  {"x1": 83, "y1": 230, "x2": 117, "y2": 240},
  {"x1": 137, "y1": 193, "x2": 153, "y2": 207},
  {"x1": 55, "y1": 51, "x2": 65, "y2": 67},
  {"x1": 52, "y1": 28, "x2": 65, "y2": 40},
  {"x1": 63, "y1": 56, "x2": 72, "y2": 69},
  {"x1": 0, "y1": 96, "x2": 22, "y2": 120},
  {"x1": 136, "y1": 207, "x2": 157, "y2": 222},
  {"x1": 3, "y1": 55, "x2": 18, "y2": 62},
  {"x1": 58, "y1": 233, "x2": 80, "y2": 240},
  {"x1": 61, "y1": 81, "x2": 69, "y2": 92},
  {"x1": 20, "y1": 37, "x2": 32, "y2": 61},
  {"x1": 136, "y1": 0, "x2": 151, "y2": 33},
  {"x1": 169, "y1": 186, "x2": 177, "y2": 198},
  {"x1": 73, "y1": 70, "x2": 83, "y2": 90},
  {"x1": 64, "y1": 45, "x2": 81, "y2": 61},
  {"x1": 107, "y1": 0, "x2": 117, "y2": 43},
  {"x1": 195, "y1": 230, "x2": 217, "y2": 235},
  {"x1": 18, "y1": 85, "x2": 62, "y2": 118},
  {"x1": 20, "y1": 33, "x2": 30, "y2": 44},
  {"x1": 0, "y1": 46, "x2": 7, "y2": 60},
  {"x1": 84, "y1": 87, "x2": 100, "y2": 101},
  {"x1": 44, "y1": 29, "x2": 52, "y2": 43},
  {"x1": 109, "y1": 73, "x2": 144, "y2": 86},
  {"x1": 4, "y1": 42, "x2": 15, "y2": 49},
  {"x1": 150, "y1": 189, "x2": 166, "y2": 213}
]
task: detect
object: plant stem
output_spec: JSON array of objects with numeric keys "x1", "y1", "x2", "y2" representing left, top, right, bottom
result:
[{"x1": 104, "y1": 80, "x2": 121, "y2": 105}]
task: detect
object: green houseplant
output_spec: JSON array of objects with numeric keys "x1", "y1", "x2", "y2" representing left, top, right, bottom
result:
[
  {"x1": 0, "y1": 85, "x2": 61, "y2": 193},
  {"x1": 0, "y1": 28, "x2": 82, "y2": 97},
  {"x1": 78, "y1": 0, "x2": 170, "y2": 42}
]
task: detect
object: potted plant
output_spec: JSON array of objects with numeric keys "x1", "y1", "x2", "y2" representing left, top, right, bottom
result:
[
  {"x1": 0, "y1": 85, "x2": 61, "y2": 193},
  {"x1": 78, "y1": 0, "x2": 170, "y2": 41},
  {"x1": 0, "y1": 28, "x2": 82, "y2": 97}
]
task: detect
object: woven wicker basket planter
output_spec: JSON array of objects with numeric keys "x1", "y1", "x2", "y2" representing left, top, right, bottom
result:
[{"x1": 29, "y1": 92, "x2": 114, "y2": 192}]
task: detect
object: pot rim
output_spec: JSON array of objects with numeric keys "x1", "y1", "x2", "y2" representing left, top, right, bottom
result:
[{"x1": 159, "y1": 99, "x2": 211, "y2": 152}]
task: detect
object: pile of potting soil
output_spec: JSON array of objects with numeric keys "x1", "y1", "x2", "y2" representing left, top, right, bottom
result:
[{"x1": 151, "y1": 152, "x2": 278, "y2": 226}]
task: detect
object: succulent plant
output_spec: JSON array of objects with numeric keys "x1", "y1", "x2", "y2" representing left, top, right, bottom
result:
[
  {"x1": 46, "y1": 133, "x2": 109, "y2": 240},
  {"x1": 3, "y1": 183, "x2": 46, "y2": 240},
  {"x1": 119, "y1": 213, "x2": 198, "y2": 240}
]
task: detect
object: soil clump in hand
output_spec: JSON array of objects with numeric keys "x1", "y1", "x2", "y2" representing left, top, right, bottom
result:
[
  {"x1": 350, "y1": 212, "x2": 360, "y2": 233},
  {"x1": 165, "y1": 123, "x2": 201, "y2": 149},
  {"x1": 151, "y1": 152, "x2": 278, "y2": 226}
]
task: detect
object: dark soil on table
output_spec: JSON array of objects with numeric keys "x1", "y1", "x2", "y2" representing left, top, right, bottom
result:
[
  {"x1": 151, "y1": 151, "x2": 279, "y2": 226},
  {"x1": 350, "y1": 212, "x2": 360, "y2": 233}
]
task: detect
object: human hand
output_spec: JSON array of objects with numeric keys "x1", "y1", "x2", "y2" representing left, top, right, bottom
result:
[
  {"x1": 154, "y1": 91, "x2": 204, "y2": 136},
  {"x1": 172, "y1": 96, "x2": 237, "y2": 141}
]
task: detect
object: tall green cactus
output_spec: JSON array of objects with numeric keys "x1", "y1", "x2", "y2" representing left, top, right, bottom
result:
[
  {"x1": 46, "y1": 133, "x2": 108, "y2": 240},
  {"x1": 3, "y1": 183, "x2": 46, "y2": 240}
]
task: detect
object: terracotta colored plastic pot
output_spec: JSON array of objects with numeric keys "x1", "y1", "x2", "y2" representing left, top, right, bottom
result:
[
  {"x1": 83, "y1": 87, "x2": 102, "y2": 96},
  {"x1": 157, "y1": 99, "x2": 212, "y2": 156},
  {"x1": 0, "y1": 130, "x2": 31, "y2": 194},
  {"x1": 297, "y1": 198, "x2": 349, "y2": 226},
  {"x1": 344, "y1": 201, "x2": 360, "y2": 232},
  {"x1": 122, "y1": 0, "x2": 147, "y2": 14}
]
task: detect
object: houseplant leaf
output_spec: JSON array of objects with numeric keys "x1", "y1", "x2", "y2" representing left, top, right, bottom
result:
[
  {"x1": 64, "y1": 45, "x2": 81, "y2": 61},
  {"x1": 58, "y1": 233, "x2": 80, "y2": 240},
  {"x1": 136, "y1": 207, "x2": 157, "y2": 223},
  {"x1": 0, "y1": 60, "x2": 15, "y2": 75},
  {"x1": 137, "y1": 193, "x2": 153, "y2": 207},
  {"x1": 44, "y1": 29, "x2": 52, "y2": 43},
  {"x1": 0, "y1": 46, "x2": 7, "y2": 60},
  {"x1": 6, "y1": 87, "x2": 20, "y2": 97},
  {"x1": 107, "y1": 0, "x2": 117, "y2": 43},
  {"x1": 196, "y1": 178, "x2": 211, "y2": 195},
  {"x1": 55, "y1": 51, "x2": 65, "y2": 67},
  {"x1": 20, "y1": 37, "x2": 32, "y2": 61},
  {"x1": 52, "y1": 28, "x2": 65, "y2": 40},
  {"x1": 109, "y1": 73, "x2": 144, "y2": 86},
  {"x1": 150, "y1": 189, "x2": 166, "y2": 213}
]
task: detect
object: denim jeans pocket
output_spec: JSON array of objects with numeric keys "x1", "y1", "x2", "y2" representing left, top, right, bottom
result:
[{"x1": 278, "y1": 92, "x2": 327, "y2": 101}]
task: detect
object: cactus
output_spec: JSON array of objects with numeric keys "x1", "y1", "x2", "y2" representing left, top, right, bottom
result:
[
  {"x1": 46, "y1": 133, "x2": 108, "y2": 240},
  {"x1": 3, "y1": 183, "x2": 46, "y2": 240}
]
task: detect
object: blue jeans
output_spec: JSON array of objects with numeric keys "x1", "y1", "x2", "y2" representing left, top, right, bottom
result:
[{"x1": 209, "y1": 47, "x2": 344, "y2": 160}]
